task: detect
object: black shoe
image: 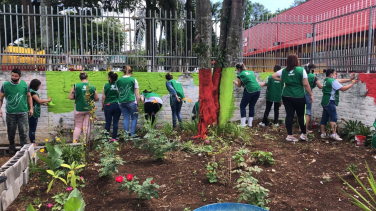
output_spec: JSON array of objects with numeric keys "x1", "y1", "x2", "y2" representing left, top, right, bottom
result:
[
  {"x1": 130, "y1": 135, "x2": 140, "y2": 140},
  {"x1": 9, "y1": 145, "x2": 16, "y2": 151},
  {"x1": 0, "y1": 176, "x2": 7, "y2": 184}
]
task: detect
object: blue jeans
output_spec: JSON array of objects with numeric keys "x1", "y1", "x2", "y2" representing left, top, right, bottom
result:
[
  {"x1": 240, "y1": 90, "x2": 260, "y2": 118},
  {"x1": 104, "y1": 103, "x2": 121, "y2": 139},
  {"x1": 320, "y1": 100, "x2": 338, "y2": 125},
  {"x1": 119, "y1": 102, "x2": 138, "y2": 136},
  {"x1": 28, "y1": 116, "x2": 38, "y2": 143},
  {"x1": 305, "y1": 94, "x2": 312, "y2": 116},
  {"x1": 171, "y1": 96, "x2": 183, "y2": 128}
]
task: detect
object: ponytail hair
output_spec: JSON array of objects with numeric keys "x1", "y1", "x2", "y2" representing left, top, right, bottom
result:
[
  {"x1": 123, "y1": 65, "x2": 132, "y2": 75},
  {"x1": 165, "y1": 72, "x2": 173, "y2": 80},
  {"x1": 236, "y1": 63, "x2": 246, "y2": 71},
  {"x1": 285, "y1": 54, "x2": 299, "y2": 71},
  {"x1": 324, "y1": 69, "x2": 335, "y2": 77},
  {"x1": 108, "y1": 71, "x2": 118, "y2": 83}
]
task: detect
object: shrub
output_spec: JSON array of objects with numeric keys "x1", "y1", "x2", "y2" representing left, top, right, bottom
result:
[{"x1": 118, "y1": 174, "x2": 159, "y2": 200}]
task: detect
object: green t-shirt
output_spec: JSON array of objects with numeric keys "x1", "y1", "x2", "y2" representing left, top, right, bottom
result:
[
  {"x1": 142, "y1": 92, "x2": 161, "y2": 99},
  {"x1": 104, "y1": 83, "x2": 119, "y2": 104},
  {"x1": 237, "y1": 70, "x2": 261, "y2": 93},
  {"x1": 75, "y1": 82, "x2": 96, "y2": 112},
  {"x1": 280, "y1": 67, "x2": 305, "y2": 98},
  {"x1": 3, "y1": 80, "x2": 29, "y2": 113},
  {"x1": 168, "y1": 79, "x2": 185, "y2": 106},
  {"x1": 30, "y1": 89, "x2": 41, "y2": 118},
  {"x1": 305, "y1": 73, "x2": 317, "y2": 94},
  {"x1": 195, "y1": 101, "x2": 199, "y2": 115},
  {"x1": 116, "y1": 76, "x2": 136, "y2": 103},
  {"x1": 321, "y1": 78, "x2": 339, "y2": 106},
  {"x1": 266, "y1": 76, "x2": 284, "y2": 102}
]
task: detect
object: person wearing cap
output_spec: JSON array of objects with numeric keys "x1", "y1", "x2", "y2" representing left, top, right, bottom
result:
[
  {"x1": 259, "y1": 65, "x2": 284, "y2": 127},
  {"x1": 320, "y1": 69, "x2": 358, "y2": 141},
  {"x1": 69, "y1": 71, "x2": 99, "y2": 142},
  {"x1": 140, "y1": 90, "x2": 163, "y2": 126},
  {"x1": 233, "y1": 63, "x2": 261, "y2": 127}
]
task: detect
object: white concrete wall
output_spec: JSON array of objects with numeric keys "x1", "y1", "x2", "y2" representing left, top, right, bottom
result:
[{"x1": 0, "y1": 71, "x2": 374, "y2": 145}]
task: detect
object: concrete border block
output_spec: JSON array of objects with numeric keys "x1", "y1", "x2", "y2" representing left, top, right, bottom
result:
[
  {"x1": 23, "y1": 167, "x2": 29, "y2": 185},
  {"x1": 12, "y1": 176, "x2": 21, "y2": 199},
  {"x1": 20, "y1": 154, "x2": 29, "y2": 172},
  {"x1": 1, "y1": 186, "x2": 14, "y2": 211},
  {"x1": 2, "y1": 166, "x2": 15, "y2": 190}
]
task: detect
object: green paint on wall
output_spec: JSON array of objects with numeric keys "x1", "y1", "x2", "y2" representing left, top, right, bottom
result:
[
  {"x1": 46, "y1": 72, "x2": 182, "y2": 114},
  {"x1": 191, "y1": 73, "x2": 199, "y2": 87},
  {"x1": 218, "y1": 67, "x2": 236, "y2": 126},
  {"x1": 259, "y1": 72, "x2": 273, "y2": 82}
]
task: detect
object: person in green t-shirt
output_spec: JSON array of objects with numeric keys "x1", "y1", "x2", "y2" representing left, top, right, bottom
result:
[
  {"x1": 319, "y1": 69, "x2": 358, "y2": 141},
  {"x1": 272, "y1": 54, "x2": 313, "y2": 142},
  {"x1": 69, "y1": 72, "x2": 99, "y2": 142},
  {"x1": 192, "y1": 101, "x2": 199, "y2": 121},
  {"x1": 140, "y1": 90, "x2": 163, "y2": 126},
  {"x1": 165, "y1": 73, "x2": 185, "y2": 129},
  {"x1": 233, "y1": 63, "x2": 261, "y2": 127},
  {"x1": 302, "y1": 63, "x2": 323, "y2": 133},
  {"x1": 0, "y1": 68, "x2": 34, "y2": 151},
  {"x1": 28, "y1": 79, "x2": 52, "y2": 145},
  {"x1": 102, "y1": 71, "x2": 121, "y2": 141},
  {"x1": 259, "y1": 65, "x2": 284, "y2": 127},
  {"x1": 116, "y1": 66, "x2": 140, "y2": 138}
]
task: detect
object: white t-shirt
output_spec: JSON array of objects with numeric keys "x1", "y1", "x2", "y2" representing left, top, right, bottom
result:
[
  {"x1": 277, "y1": 69, "x2": 308, "y2": 78},
  {"x1": 122, "y1": 76, "x2": 139, "y2": 103},
  {"x1": 330, "y1": 80, "x2": 342, "y2": 100},
  {"x1": 141, "y1": 94, "x2": 163, "y2": 104}
]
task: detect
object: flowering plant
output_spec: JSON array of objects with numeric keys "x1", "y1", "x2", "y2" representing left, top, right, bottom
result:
[{"x1": 118, "y1": 175, "x2": 159, "y2": 200}]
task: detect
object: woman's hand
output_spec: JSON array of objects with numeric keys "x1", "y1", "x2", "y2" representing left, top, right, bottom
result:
[
  {"x1": 350, "y1": 73, "x2": 355, "y2": 80},
  {"x1": 47, "y1": 97, "x2": 52, "y2": 102},
  {"x1": 310, "y1": 95, "x2": 313, "y2": 103}
]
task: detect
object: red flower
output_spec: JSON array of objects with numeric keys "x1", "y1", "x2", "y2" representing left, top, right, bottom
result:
[
  {"x1": 115, "y1": 176, "x2": 124, "y2": 183},
  {"x1": 126, "y1": 174, "x2": 133, "y2": 181},
  {"x1": 150, "y1": 180, "x2": 154, "y2": 184}
]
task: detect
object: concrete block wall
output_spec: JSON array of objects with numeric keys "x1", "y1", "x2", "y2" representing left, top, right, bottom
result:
[
  {"x1": 0, "y1": 144, "x2": 33, "y2": 210},
  {"x1": 0, "y1": 71, "x2": 374, "y2": 145}
]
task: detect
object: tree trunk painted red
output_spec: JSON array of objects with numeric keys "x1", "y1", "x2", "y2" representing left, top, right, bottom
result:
[{"x1": 197, "y1": 68, "x2": 222, "y2": 138}]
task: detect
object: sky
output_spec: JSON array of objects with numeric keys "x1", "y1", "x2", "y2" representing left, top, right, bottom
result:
[{"x1": 212, "y1": 0, "x2": 296, "y2": 13}]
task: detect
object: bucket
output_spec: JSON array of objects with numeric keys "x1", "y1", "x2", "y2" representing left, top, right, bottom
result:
[
  {"x1": 355, "y1": 135, "x2": 366, "y2": 147},
  {"x1": 194, "y1": 203, "x2": 268, "y2": 211},
  {"x1": 311, "y1": 121, "x2": 319, "y2": 129}
]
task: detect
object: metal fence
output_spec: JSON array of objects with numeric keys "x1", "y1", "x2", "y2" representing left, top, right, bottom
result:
[
  {"x1": 1, "y1": 1, "x2": 376, "y2": 72},
  {"x1": 242, "y1": 0, "x2": 376, "y2": 73}
]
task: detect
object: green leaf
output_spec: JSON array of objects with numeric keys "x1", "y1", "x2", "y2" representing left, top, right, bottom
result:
[
  {"x1": 67, "y1": 189, "x2": 85, "y2": 211},
  {"x1": 64, "y1": 197, "x2": 81, "y2": 211},
  {"x1": 71, "y1": 174, "x2": 76, "y2": 189},
  {"x1": 61, "y1": 164, "x2": 71, "y2": 169},
  {"x1": 58, "y1": 177, "x2": 67, "y2": 185},
  {"x1": 47, "y1": 180, "x2": 54, "y2": 193},
  {"x1": 37, "y1": 154, "x2": 54, "y2": 169},
  {"x1": 46, "y1": 170, "x2": 55, "y2": 176},
  {"x1": 75, "y1": 165, "x2": 85, "y2": 169},
  {"x1": 26, "y1": 204, "x2": 36, "y2": 211}
]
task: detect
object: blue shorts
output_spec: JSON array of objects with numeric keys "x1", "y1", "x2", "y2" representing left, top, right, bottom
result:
[
  {"x1": 320, "y1": 100, "x2": 338, "y2": 125},
  {"x1": 305, "y1": 94, "x2": 312, "y2": 116}
]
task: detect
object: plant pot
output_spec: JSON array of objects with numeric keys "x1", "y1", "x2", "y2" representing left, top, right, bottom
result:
[{"x1": 311, "y1": 121, "x2": 318, "y2": 129}]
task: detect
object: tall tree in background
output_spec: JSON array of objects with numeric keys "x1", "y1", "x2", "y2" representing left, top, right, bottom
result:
[
  {"x1": 216, "y1": 0, "x2": 246, "y2": 126},
  {"x1": 195, "y1": 0, "x2": 221, "y2": 137}
]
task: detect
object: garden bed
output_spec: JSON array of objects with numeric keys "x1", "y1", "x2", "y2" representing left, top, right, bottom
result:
[{"x1": 6, "y1": 122, "x2": 376, "y2": 211}]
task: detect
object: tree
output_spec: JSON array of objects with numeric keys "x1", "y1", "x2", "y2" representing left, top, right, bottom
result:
[
  {"x1": 216, "y1": 0, "x2": 246, "y2": 125},
  {"x1": 195, "y1": 0, "x2": 221, "y2": 137}
]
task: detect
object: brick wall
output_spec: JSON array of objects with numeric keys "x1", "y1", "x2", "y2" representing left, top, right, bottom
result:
[{"x1": 0, "y1": 71, "x2": 374, "y2": 145}]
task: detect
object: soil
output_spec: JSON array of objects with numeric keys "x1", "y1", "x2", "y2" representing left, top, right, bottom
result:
[
  {"x1": 6, "y1": 123, "x2": 376, "y2": 211},
  {"x1": 0, "y1": 154, "x2": 13, "y2": 167}
]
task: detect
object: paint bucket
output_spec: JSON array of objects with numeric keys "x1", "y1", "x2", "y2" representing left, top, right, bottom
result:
[
  {"x1": 311, "y1": 121, "x2": 319, "y2": 129},
  {"x1": 355, "y1": 135, "x2": 366, "y2": 147}
]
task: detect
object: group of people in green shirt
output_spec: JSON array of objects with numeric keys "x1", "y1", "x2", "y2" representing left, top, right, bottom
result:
[
  {"x1": 235, "y1": 54, "x2": 358, "y2": 142},
  {"x1": 0, "y1": 68, "x2": 52, "y2": 151}
]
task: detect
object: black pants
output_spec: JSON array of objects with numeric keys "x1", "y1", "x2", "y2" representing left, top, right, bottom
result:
[
  {"x1": 282, "y1": 96, "x2": 306, "y2": 135},
  {"x1": 262, "y1": 101, "x2": 281, "y2": 125},
  {"x1": 144, "y1": 102, "x2": 162, "y2": 125}
]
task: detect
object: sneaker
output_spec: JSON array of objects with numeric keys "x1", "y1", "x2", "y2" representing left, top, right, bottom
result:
[
  {"x1": 299, "y1": 134, "x2": 307, "y2": 141},
  {"x1": 320, "y1": 134, "x2": 327, "y2": 139},
  {"x1": 0, "y1": 176, "x2": 7, "y2": 184},
  {"x1": 259, "y1": 122, "x2": 266, "y2": 127},
  {"x1": 331, "y1": 134, "x2": 343, "y2": 141},
  {"x1": 238, "y1": 123, "x2": 247, "y2": 127},
  {"x1": 130, "y1": 135, "x2": 140, "y2": 140},
  {"x1": 110, "y1": 139, "x2": 117, "y2": 142},
  {"x1": 286, "y1": 136, "x2": 299, "y2": 142},
  {"x1": 274, "y1": 123, "x2": 279, "y2": 127}
]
